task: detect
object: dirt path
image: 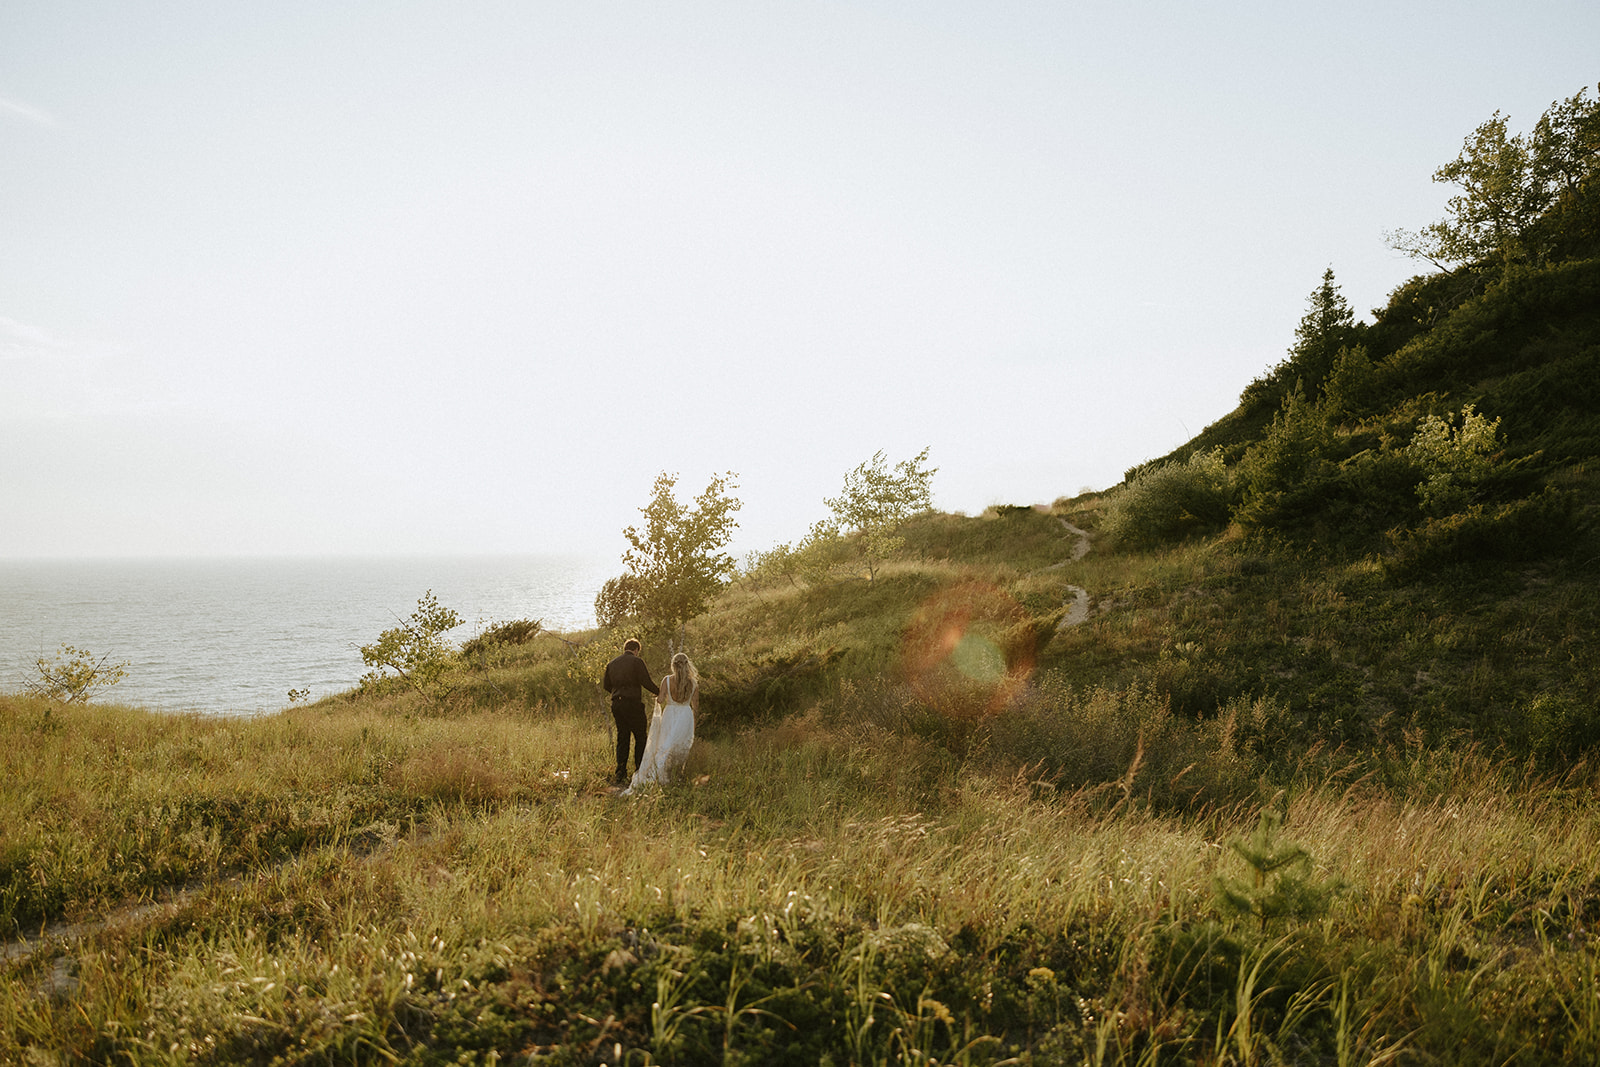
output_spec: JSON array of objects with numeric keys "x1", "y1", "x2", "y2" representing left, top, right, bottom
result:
[
  {"x1": 1048, "y1": 516, "x2": 1093, "y2": 629},
  {"x1": 2, "y1": 896, "x2": 191, "y2": 967},
  {"x1": 3, "y1": 822, "x2": 417, "y2": 986}
]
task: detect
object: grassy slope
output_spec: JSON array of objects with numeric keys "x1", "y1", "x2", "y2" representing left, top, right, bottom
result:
[
  {"x1": 8, "y1": 493, "x2": 1600, "y2": 1063},
  {"x1": 1093, "y1": 256, "x2": 1600, "y2": 753}
]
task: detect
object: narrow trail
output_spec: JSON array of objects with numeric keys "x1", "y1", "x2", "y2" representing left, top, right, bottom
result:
[
  {"x1": 2, "y1": 897, "x2": 190, "y2": 966},
  {"x1": 2, "y1": 894, "x2": 197, "y2": 1000},
  {"x1": 1044, "y1": 514, "x2": 1093, "y2": 629},
  {"x1": 2, "y1": 823, "x2": 421, "y2": 986}
]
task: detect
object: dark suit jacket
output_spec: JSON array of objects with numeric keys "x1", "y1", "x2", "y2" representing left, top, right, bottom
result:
[{"x1": 602, "y1": 651, "x2": 659, "y2": 705}]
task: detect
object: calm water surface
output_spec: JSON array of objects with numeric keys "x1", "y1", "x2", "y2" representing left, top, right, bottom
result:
[{"x1": 0, "y1": 556, "x2": 612, "y2": 715}]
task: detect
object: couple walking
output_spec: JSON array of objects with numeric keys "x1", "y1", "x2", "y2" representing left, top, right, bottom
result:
[{"x1": 602, "y1": 638, "x2": 698, "y2": 794}]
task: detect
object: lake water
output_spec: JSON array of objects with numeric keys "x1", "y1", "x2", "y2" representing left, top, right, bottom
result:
[{"x1": 0, "y1": 555, "x2": 615, "y2": 715}]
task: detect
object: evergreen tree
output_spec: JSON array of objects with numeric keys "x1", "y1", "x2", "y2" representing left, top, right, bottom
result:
[
  {"x1": 1289, "y1": 267, "x2": 1356, "y2": 390},
  {"x1": 1240, "y1": 268, "x2": 1356, "y2": 414}
]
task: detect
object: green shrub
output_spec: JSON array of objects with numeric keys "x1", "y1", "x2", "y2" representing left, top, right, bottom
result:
[
  {"x1": 1524, "y1": 690, "x2": 1600, "y2": 760},
  {"x1": 1406, "y1": 403, "x2": 1503, "y2": 516},
  {"x1": 1383, "y1": 487, "x2": 1578, "y2": 580},
  {"x1": 460, "y1": 618, "x2": 542, "y2": 660},
  {"x1": 1235, "y1": 392, "x2": 1337, "y2": 536},
  {"x1": 1102, "y1": 448, "x2": 1235, "y2": 550},
  {"x1": 358, "y1": 590, "x2": 464, "y2": 706}
]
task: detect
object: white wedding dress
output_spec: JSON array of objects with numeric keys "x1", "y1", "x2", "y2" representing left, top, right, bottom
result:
[{"x1": 622, "y1": 677, "x2": 695, "y2": 793}]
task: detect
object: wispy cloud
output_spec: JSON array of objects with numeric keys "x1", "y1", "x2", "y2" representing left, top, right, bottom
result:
[
  {"x1": 0, "y1": 95, "x2": 55, "y2": 127},
  {"x1": 0, "y1": 315, "x2": 71, "y2": 360}
]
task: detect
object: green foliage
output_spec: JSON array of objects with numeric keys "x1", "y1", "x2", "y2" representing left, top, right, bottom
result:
[
  {"x1": 459, "y1": 618, "x2": 542, "y2": 663},
  {"x1": 1234, "y1": 390, "x2": 1336, "y2": 535},
  {"x1": 22, "y1": 644, "x2": 128, "y2": 705},
  {"x1": 793, "y1": 518, "x2": 855, "y2": 584},
  {"x1": 1388, "y1": 86, "x2": 1600, "y2": 270},
  {"x1": 1525, "y1": 689, "x2": 1600, "y2": 761},
  {"x1": 617, "y1": 471, "x2": 743, "y2": 639},
  {"x1": 1102, "y1": 448, "x2": 1234, "y2": 550},
  {"x1": 1214, "y1": 810, "x2": 1336, "y2": 932},
  {"x1": 1320, "y1": 343, "x2": 1377, "y2": 420},
  {"x1": 739, "y1": 519, "x2": 856, "y2": 592},
  {"x1": 823, "y1": 447, "x2": 937, "y2": 580},
  {"x1": 1388, "y1": 111, "x2": 1551, "y2": 269},
  {"x1": 359, "y1": 590, "x2": 464, "y2": 706},
  {"x1": 740, "y1": 541, "x2": 802, "y2": 592},
  {"x1": 593, "y1": 571, "x2": 645, "y2": 631},
  {"x1": 1405, "y1": 403, "x2": 1503, "y2": 516},
  {"x1": 1383, "y1": 487, "x2": 1578, "y2": 580},
  {"x1": 1240, "y1": 268, "x2": 1357, "y2": 415}
]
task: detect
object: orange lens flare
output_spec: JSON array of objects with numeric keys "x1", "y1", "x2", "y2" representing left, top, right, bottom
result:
[{"x1": 901, "y1": 581, "x2": 1037, "y2": 714}]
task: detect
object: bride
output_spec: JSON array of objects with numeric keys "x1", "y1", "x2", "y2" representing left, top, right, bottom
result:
[{"x1": 622, "y1": 652, "x2": 698, "y2": 793}]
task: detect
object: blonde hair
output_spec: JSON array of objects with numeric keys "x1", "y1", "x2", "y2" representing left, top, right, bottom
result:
[{"x1": 669, "y1": 652, "x2": 697, "y2": 703}]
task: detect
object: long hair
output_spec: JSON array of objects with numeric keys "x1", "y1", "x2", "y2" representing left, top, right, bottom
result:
[{"x1": 669, "y1": 652, "x2": 697, "y2": 702}]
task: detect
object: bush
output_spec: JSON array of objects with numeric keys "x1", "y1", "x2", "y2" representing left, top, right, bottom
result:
[
  {"x1": 1406, "y1": 403, "x2": 1503, "y2": 516},
  {"x1": 1235, "y1": 392, "x2": 1337, "y2": 536},
  {"x1": 1525, "y1": 690, "x2": 1600, "y2": 760},
  {"x1": 1102, "y1": 448, "x2": 1235, "y2": 549},
  {"x1": 358, "y1": 591, "x2": 464, "y2": 706},
  {"x1": 460, "y1": 618, "x2": 542, "y2": 660},
  {"x1": 22, "y1": 644, "x2": 128, "y2": 704},
  {"x1": 1383, "y1": 487, "x2": 1579, "y2": 580}
]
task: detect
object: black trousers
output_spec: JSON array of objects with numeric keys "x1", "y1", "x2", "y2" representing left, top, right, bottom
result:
[{"x1": 612, "y1": 698, "x2": 649, "y2": 776}]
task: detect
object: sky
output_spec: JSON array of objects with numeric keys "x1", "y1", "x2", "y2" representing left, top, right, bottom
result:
[{"x1": 3, "y1": 1, "x2": 1597, "y2": 561}]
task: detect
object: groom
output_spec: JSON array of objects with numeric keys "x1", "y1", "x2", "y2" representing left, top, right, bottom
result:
[{"x1": 602, "y1": 638, "x2": 659, "y2": 786}]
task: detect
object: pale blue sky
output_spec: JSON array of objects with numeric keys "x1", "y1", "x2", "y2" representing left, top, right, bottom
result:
[{"x1": 3, "y1": 2, "x2": 1596, "y2": 558}]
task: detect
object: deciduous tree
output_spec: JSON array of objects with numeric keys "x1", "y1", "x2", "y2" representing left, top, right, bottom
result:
[
  {"x1": 1387, "y1": 87, "x2": 1600, "y2": 270},
  {"x1": 823, "y1": 448, "x2": 937, "y2": 580},
  {"x1": 24, "y1": 644, "x2": 128, "y2": 704},
  {"x1": 359, "y1": 590, "x2": 464, "y2": 705},
  {"x1": 618, "y1": 471, "x2": 742, "y2": 641}
]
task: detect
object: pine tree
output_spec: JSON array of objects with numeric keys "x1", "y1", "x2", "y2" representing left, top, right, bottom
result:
[
  {"x1": 1214, "y1": 810, "x2": 1337, "y2": 932},
  {"x1": 1240, "y1": 268, "x2": 1356, "y2": 414}
]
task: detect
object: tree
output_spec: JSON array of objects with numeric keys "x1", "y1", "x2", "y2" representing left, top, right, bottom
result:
[
  {"x1": 1235, "y1": 388, "x2": 1335, "y2": 534},
  {"x1": 593, "y1": 571, "x2": 646, "y2": 630},
  {"x1": 24, "y1": 644, "x2": 128, "y2": 704},
  {"x1": 618, "y1": 471, "x2": 742, "y2": 641},
  {"x1": 1387, "y1": 87, "x2": 1600, "y2": 270},
  {"x1": 359, "y1": 590, "x2": 464, "y2": 705},
  {"x1": 823, "y1": 448, "x2": 937, "y2": 580},
  {"x1": 1531, "y1": 86, "x2": 1600, "y2": 201},
  {"x1": 1240, "y1": 268, "x2": 1356, "y2": 413},
  {"x1": 1529, "y1": 85, "x2": 1600, "y2": 259},
  {"x1": 1387, "y1": 111, "x2": 1546, "y2": 270}
]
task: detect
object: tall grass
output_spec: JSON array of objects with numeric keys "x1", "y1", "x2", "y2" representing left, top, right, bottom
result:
[
  {"x1": 7, "y1": 692, "x2": 1600, "y2": 1064},
  {"x1": 0, "y1": 695, "x2": 602, "y2": 938},
  {"x1": 8, "y1": 503, "x2": 1600, "y2": 1062}
]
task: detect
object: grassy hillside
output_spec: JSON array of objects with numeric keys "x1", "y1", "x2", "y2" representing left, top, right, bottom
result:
[{"x1": 7, "y1": 484, "x2": 1600, "y2": 1063}]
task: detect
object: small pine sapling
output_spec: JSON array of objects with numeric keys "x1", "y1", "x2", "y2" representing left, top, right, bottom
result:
[{"x1": 1215, "y1": 810, "x2": 1339, "y2": 932}]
